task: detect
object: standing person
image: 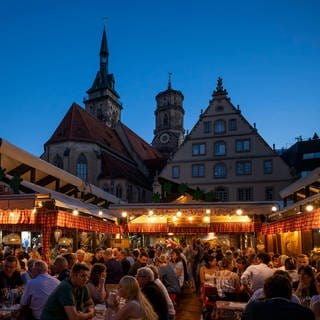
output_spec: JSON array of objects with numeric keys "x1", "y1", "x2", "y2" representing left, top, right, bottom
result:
[
  {"x1": 20, "y1": 260, "x2": 60, "y2": 320},
  {"x1": 53, "y1": 255, "x2": 70, "y2": 281},
  {"x1": 104, "y1": 275, "x2": 158, "y2": 320},
  {"x1": 242, "y1": 274, "x2": 315, "y2": 320},
  {"x1": 104, "y1": 248, "x2": 123, "y2": 291},
  {"x1": 136, "y1": 267, "x2": 168, "y2": 320},
  {"x1": 119, "y1": 250, "x2": 131, "y2": 276},
  {"x1": 40, "y1": 263, "x2": 94, "y2": 320},
  {"x1": 192, "y1": 238, "x2": 204, "y2": 294},
  {"x1": 199, "y1": 254, "x2": 218, "y2": 287},
  {"x1": 170, "y1": 248, "x2": 184, "y2": 289},
  {"x1": 86, "y1": 263, "x2": 107, "y2": 304},
  {"x1": 149, "y1": 265, "x2": 176, "y2": 320},
  {"x1": 241, "y1": 252, "x2": 274, "y2": 297}
]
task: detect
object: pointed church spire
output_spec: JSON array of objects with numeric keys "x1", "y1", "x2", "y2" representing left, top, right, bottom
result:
[
  {"x1": 100, "y1": 25, "x2": 109, "y2": 75},
  {"x1": 168, "y1": 72, "x2": 172, "y2": 89},
  {"x1": 213, "y1": 77, "x2": 228, "y2": 97}
]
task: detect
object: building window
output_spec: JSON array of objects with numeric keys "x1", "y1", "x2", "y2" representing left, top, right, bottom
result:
[
  {"x1": 236, "y1": 139, "x2": 250, "y2": 152},
  {"x1": 215, "y1": 187, "x2": 228, "y2": 201},
  {"x1": 76, "y1": 153, "x2": 88, "y2": 181},
  {"x1": 53, "y1": 154, "x2": 63, "y2": 169},
  {"x1": 214, "y1": 163, "x2": 227, "y2": 178},
  {"x1": 172, "y1": 166, "x2": 180, "y2": 179},
  {"x1": 192, "y1": 143, "x2": 206, "y2": 156},
  {"x1": 236, "y1": 161, "x2": 252, "y2": 175},
  {"x1": 265, "y1": 187, "x2": 274, "y2": 201},
  {"x1": 214, "y1": 141, "x2": 226, "y2": 156},
  {"x1": 214, "y1": 119, "x2": 226, "y2": 134},
  {"x1": 203, "y1": 121, "x2": 211, "y2": 133},
  {"x1": 264, "y1": 159, "x2": 273, "y2": 174},
  {"x1": 303, "y1": 152, "x2": 320, "y2": 160},
  {"x1": 127, "y1": 184, "x2": 133, "y2": 201},
  {"x1": 228, "y1": 119, "x2": 237, "y2": 131},
  {"x1": 237, "y1": 188, "x2": 253, "y2": 201},
  {"x1": 116, "y1": 184, "x2": 123, "y2": 199},
  {"x1": 163, "y1": 114, "x2": 169, "y2": 128},
  {"x1": 192, "y1": 164, "x2": 205, "y2": 177}
]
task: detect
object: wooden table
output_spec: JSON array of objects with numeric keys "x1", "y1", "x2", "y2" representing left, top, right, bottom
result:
[
  {"x1": 215, "y1": 301, "x2": 246, "y2": 320},
  {"x1": 0, "y1": 305, "x2": 21, "y2": 320}
]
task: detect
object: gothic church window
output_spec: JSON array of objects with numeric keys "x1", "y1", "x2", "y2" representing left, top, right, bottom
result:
[
  {"x1": 214, "y1": 119, "x2": 226, "y2": 134},
  {"x1": 163, "y1": 114, "x2": 169, "y2": 128},
  {"x1": 53, "y1": 154, "x2": 63, "y2": 169},
  {"x1": 76, "y1": 153, "x2": 88, "y2": 181}
]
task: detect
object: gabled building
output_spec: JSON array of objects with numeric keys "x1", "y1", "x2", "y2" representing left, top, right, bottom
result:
[
  {"x1": 281, "y1": 134, "x2": 320, "y2": 179},
  {"x1": 159, "y1": 78, "x2": 293, "y2": 202},
  {"x1": 41, "y1": 27, "x2": 165, "y2": 203}
]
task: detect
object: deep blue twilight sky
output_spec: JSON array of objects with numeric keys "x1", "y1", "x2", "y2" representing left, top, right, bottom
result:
[{"x1": 1, "y1": 1, "x2": 319, "y2": 156}]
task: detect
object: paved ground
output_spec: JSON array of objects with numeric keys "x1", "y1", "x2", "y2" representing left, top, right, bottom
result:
[{"x1": 176, "y1": 287, "x2": 203, "y2": 320}]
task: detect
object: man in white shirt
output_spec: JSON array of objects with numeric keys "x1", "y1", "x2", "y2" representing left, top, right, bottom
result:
[
  {"x1": 241, "y1": 252, "x2": 274, "y2": 296},
  {"x1": 20, "y1": 260, "x2": 60, "y2": 320}
]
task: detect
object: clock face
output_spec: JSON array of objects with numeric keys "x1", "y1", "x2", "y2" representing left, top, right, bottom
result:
[{"x1": 159, "y1": 132, "x2": 170, "y2": 144}]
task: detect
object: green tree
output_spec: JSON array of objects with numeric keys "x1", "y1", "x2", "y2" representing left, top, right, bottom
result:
[
  {"x1": 204, "y1": 191, "x2": 215, "y2": 202},
  {"x1": 178, "y1": 183, "x2": 188, "y2": 196},
  {"x1": 192, "y1": 187, "x2": 204, "y2": 200},
  {"x1": 163, "y1": 181, "x2": 173, "y2": 198},
  {"x1": 9, "y1": 173, "x2": 22, "y2": 194},
  {"x1": 152, "y1": 192, "x2": 161, "y2": 203},
  {"x1": 0, "y1": 167, "x2": 6, "y2": 181}
]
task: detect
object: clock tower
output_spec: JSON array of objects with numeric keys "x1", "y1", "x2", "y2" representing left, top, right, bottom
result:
[
  {"x1": 84, "y1": 26, "x2": 122, "y2": 128},
  {"x1": 152, "y1": 74, "x2": 185, "y2": 159}
]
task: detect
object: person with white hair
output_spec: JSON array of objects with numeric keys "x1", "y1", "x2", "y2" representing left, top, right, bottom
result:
[{"x1": 20, "y1": 260, "x2": 60, "y2": 320}]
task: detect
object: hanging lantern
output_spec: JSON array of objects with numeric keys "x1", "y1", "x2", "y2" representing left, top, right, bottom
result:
[
  {"x1": 54, "y1": 229, "x2": 62, "y2": 243},
  {"x1": 3, "y1": 233, "x2": 21, "y2": 245}
]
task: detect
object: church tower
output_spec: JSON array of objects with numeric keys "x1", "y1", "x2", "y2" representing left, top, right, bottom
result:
[
  {"x1": 84, "y1": 26, "x2": 122, "y2": 128},
  {"x1": 152, "y1": 74, "x2": 185, "y2": 159}
]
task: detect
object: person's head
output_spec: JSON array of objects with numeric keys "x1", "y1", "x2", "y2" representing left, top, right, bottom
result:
[
  {"x1": 118, "y1": 275, "x2": 140, "y2": 300},
  {"x1": 103, "y1": 248, "x2": 113, "y2": 261},
  {"x1": 272, "y1": 254, "x2": 281, "y2": 268},
  {"x1": 70, "y1": 263, "x2": 90, "y2": 288},
  {"x1": 75, "y1": 249, "x2": 85, "y2": 262},
  {"x1": 148, "y1": 265, "x2": 159, "y2": 280},
  {"x1": 62, "y1": 253, "x2": 76, "y2": 269},
  {"x1": 132, "y1": 249, "x2": 140, "y2": 260},
  {"x1": 297, "y1": 254, "x2": 310, "y2": 268},
  {"x1": 138, "y1": 252, "x2": 148, "y2": 266},
  {"x1": 4, "y1": 255, "x2": 18, "y2": 277},
  {"x1": 204, "y1": 253, "x2": 216, "y2": 268},
  {"x1": 136, "y1": 266, "x2": 154, "y2": 288},
  {"x1": 264, "y1": 274, "x2": 292, "y2": 299},
  {"x1": 221, "y1": 257, "x2": 233, "y2": 270},
  {"x1": 31, "y1": 260, "x2": 48, "y2": 278},
  {"x1": 95, "y1": 248, "x2": 104, "y2": 259},
  {"x1": 155, "y1": 254, "x2": 168, "y2": 266},
  {"x1": 256, "y1": 252, "x2": 271, "y2": 265},
  {"x1": 112, "y1": 247, "x2": 120, "y2": 260},
  {"x1": 89, "y1": 263, "x2": 106, "y2": 286},
  {"x1": 54, "y1": 255, "x2": 68, "y2": 273},
  {"x1": 298, "y1": 265, "x2": 314, "y2": 286},
  {"x1": 171, "y1": 248, "x2": 182, "y2": 262},
  {"x1": 236, "y1": 257, "x2": 248, "y2": 271},
  {"x1": 119, "y1": 250, "x2": 127, "y2": 260},
  {"x1": 27, "y1": 258, "x2": 39, "y2": 273},
  {"x1": 284, "y1": 257, "x2": 297, "y2": 271},
  {"x1": 273, "y1": 269, "x2": 292, "y2": 283}
]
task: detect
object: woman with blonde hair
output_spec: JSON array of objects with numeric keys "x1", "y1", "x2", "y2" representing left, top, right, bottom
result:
[{"x1": 105, "y1": 275, "x2": 158, "y2": 320}]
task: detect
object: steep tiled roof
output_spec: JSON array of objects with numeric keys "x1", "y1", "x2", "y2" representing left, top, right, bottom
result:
[
  {"x1": 120, "y1": 123, "x2": 166, "y2": 172},
  {"x1": 99, "y1": 152, "x2": 151, "y2": 189},
  {"x1": 45, "y1": 103, "x2": 130, "y2": 158}
]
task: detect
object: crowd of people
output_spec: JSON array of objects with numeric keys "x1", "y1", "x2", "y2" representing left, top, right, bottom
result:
[{"x1": 1, "y1": 239, "x2": 320, "y2": 319}]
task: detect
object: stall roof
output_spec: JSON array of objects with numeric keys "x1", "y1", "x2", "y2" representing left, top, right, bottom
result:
[
  {"x1": 280, "y1": 167, "x2": 320, "y2": 198},
  {"x1": 0, "y1": 138, "x2": 126, "y2": 208}
]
